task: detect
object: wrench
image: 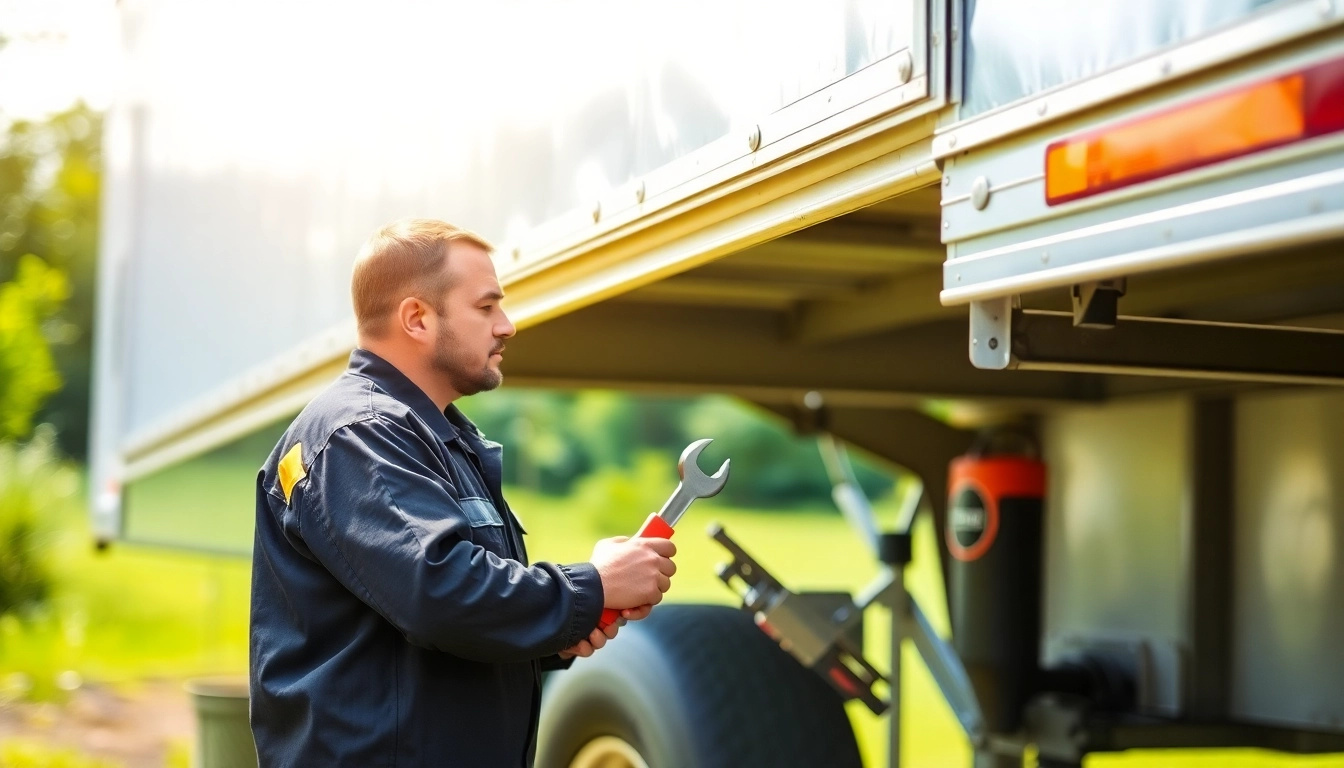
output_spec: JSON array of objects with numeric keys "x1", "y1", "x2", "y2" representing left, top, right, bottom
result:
[{"x1": 597, "y1": 438, "x2": 730, "y2": 630}]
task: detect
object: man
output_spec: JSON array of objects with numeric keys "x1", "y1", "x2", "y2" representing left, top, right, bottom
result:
[{"x1": 250, "y1": 218, "x2": 676, "y2": 766}]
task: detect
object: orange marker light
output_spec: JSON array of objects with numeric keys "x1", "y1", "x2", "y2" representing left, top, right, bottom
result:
[{"x1": 1045, "y1": 58, "x2": 1344, "y2": 205}]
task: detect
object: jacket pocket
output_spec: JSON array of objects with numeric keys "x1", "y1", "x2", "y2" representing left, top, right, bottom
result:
[{"x1": 460, "y1": 497, "x2": 504, "y2": 528}]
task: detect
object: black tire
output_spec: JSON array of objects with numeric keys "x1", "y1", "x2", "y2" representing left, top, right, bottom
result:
[{"x1": 536, "y1": 604, "x2": 863, "y2": 768}]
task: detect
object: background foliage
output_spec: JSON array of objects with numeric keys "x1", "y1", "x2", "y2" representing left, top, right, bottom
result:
[
  {"x1": 459, "y1": 390, "x2": 894, "y2": 511},
  {"x1": 0, "y1": 107, "x2": 93, "y2": 640},
  {"x1": 0, "y1": 104, "x2": 100, "y2": 457}
]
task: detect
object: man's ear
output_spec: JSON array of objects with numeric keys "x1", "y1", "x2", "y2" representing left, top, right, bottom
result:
[{"x1": 396, "y1": 297, "x2": 432, "y2": 341}]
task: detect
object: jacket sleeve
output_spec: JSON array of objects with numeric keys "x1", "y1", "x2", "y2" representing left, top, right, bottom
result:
[
  {"x1": 299, "y1": 416, "x2": 604, "y2": 663},
  {"x1": 539, "y1": 654, "x2": 577, "y2": 673}
]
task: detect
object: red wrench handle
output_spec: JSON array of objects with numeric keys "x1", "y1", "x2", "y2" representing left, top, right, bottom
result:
[{"x1": 597, "y1": 513, "x2": 676, "y2": 631}]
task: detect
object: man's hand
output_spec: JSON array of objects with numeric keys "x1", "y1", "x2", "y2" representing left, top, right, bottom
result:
[
  {"x1": 558, "y1": 621, "x2": 621, "y2": 660},
  {"x1": 590, "y1": 536, "x2": 677, "y2": 610},
  {"x1": 619, "y1": 605, "x2": 654, "y2": 622}
]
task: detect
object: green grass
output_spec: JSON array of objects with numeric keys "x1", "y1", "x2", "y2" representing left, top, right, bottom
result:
[
  {"x1": 0, "y1": 740, "x2": 123, "y2": 768},
  {"x1": 3, "y1": 483, "x2": 1342, "y2": 767},
  {"x1": 0, "y1": 512, "x2": 251, "y2": 695}
]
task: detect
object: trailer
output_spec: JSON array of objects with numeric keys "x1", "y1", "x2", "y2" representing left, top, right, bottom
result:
[{"x1": 92, "y1": 1, "x2": 1344, "y2": 765}]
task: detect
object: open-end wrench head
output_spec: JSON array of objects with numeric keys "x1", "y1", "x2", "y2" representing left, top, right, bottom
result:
[{"x1": 678, "y1": 438, "x2": 731, "y2": 498}]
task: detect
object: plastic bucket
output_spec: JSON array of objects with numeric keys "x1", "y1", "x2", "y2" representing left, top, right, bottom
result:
[{"x1": 185, "y1": 676, "x2": 258, "y2": 768}]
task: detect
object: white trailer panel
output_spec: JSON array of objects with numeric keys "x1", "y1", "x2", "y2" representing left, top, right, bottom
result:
[{"x1": 90, "y1": 0, "x2": 945, "y2": 539}]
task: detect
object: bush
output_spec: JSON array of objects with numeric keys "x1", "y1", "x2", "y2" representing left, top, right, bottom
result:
[
  {"x1": 569, "y1": 451, "x2": 684, "y2": 537},
  {"x1": 0, "y1": 425, "x2": 74, "y2": 619},
  {"x1": 0, "y1": 255, "x2": 69, "y2": 443},
  {"x1": 684, "y1": 396, "x2": 893, "y2": 509}
]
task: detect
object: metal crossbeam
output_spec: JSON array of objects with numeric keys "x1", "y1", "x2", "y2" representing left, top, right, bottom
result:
[{"x1": 1004, "y1": 309, "x2": 1344, "y2": 385}]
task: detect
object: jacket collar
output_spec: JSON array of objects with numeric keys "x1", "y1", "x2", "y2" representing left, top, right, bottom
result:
[{"x1": 347, "y1": 348, "x2": 463, "y2": 443}]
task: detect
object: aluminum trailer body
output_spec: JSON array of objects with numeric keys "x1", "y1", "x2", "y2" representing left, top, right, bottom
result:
[{"x1": 92, "y1": 1, "x2": 1344, "y2": 765}]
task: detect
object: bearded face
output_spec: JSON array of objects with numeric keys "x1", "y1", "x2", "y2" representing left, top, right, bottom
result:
[{"x1": 432, "y1": 316, "x2": 505, "y2": 396}]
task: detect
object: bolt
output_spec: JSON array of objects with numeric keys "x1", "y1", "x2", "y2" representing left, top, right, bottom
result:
[
  {"x1": 635, "y1": 181, "x2": 646, "y2": 204},
  {"x1": 742, "y1": 563, "x2": 753, "y2": 576},
  {"x1": 956, "y1": 273, "x2": 962, "y2": 281},
  {"x1": 1037, "y1": 101, "x2": 1048, "y2": 117},
  {"x1": 972, "y1": 337, "x2": 978, "y2": 346},
  {"x1": 943, "y1": 175, "x2": 952, "y2": 187},
  {"x1": 944, "y1": 220, "x2": 951, "y2": 230},
  {"x1": 1160, "y1": 59, "x2": 1173, "y2": 77},
  {"x1": 1041, "y1": 252, "x2": 1050, "y2": 264},
  {"x1": 591, "y1": 201, "x2": 602, "y2": 223},
  {"x1": 988, "y1": 337, "x2": 999, "y2": 350},
  {"x1": 948, "y1": 135, "x2": 959, "y2": 149},
  {"x1": 896, "y1": 51, "x2": 913, "y2": 85},
  {"x1": 832, "y1": 607, "x2": 851, "y2": 623},
  {"x1": 747, "y1": 125, "x2": 762, "y2": 152},
  {"x1": 971, "y1": 176, "x2": 991, "y2": 210}
]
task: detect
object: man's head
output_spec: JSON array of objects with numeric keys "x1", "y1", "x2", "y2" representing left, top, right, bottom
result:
[{"x1": 352, "y1": 218, "x2": 516, "y2": 404}]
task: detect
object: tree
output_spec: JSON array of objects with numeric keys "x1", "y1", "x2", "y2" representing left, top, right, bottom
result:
[
  {"x1": 683, "y1": 396, "x2": 894, "y2": 509},
  {"x1": 0, "y1": 254, "x2": 68, "y2": 441},
  {"x1": 0, "y1": 103, "x2": 101, "y2": 457}
]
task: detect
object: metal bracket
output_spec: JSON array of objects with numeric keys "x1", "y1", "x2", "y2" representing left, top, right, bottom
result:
[
  {"x1": 1071, "y1": 279, "x2": 1126, "y2": 328},
  {"x1": 710, "y1": 521, "x2": 990, "y2": 748},
  {"x1": 710, "y1": 523, "x2": 889, "y2": 715},
  {"x1": 969, "y1": 297, "x2": 1013, "y2": 369}
]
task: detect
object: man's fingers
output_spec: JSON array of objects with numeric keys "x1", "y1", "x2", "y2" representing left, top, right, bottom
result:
[
  {"x1": 559, "y1": 625, "x2": 616, "y2": 662},
  {"x1": 658, "y1": 557, "x2": 677, "y2": 577},
  {"x1": 642, "y1": 538, "x2": 676, "y2": 558},
  {"x1": 621, "y1": 604, "x2": 653, "y2": 621},
  {"x1": 656, "y1": 573, "x2": 671, "y2": 593},
  {"x1": 600, "y1": 622, "x2": 620, "y2": 640}
]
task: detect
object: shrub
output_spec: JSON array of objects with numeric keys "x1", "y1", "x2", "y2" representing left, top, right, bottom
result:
[
  {"x1": 569, "y1": 451, "x2": 683, "y2": 537},
  {"x1": 0, "y1": 255, "x2": 70, "y2": 443},
  {"x1": 0, "y1": 425, "x2": 74, "y2": 618}
]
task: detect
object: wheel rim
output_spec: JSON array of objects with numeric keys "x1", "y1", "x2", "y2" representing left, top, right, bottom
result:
[{"x1": 568, "y1": 735, "x2": 650, "y2": 768}]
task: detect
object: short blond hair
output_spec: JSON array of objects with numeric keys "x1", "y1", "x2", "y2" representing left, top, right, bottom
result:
[{"x1": 351, "y1": 218, "x2": 494, "y2": 337}]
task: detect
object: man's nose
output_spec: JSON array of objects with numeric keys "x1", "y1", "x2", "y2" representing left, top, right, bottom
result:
[{"x1": 496, "y1": 310, "x2": 516, "y2": 339}]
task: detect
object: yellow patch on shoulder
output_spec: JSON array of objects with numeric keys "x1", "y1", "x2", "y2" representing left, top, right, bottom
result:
[{"x1": 277, "y1": 442, "x2": 307, "y2": 504}]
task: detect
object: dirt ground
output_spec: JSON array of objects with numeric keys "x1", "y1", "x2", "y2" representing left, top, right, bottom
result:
[{"x1": 0, "y1": 680, "x2": 196, "y2": 768}]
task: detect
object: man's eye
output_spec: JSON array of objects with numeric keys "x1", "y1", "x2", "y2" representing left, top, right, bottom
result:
[{"x1": 481, "y1": 305, "x2": 493, "y2": 312}]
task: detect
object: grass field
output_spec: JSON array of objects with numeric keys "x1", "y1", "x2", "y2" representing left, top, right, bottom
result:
[{"x1": 3, "y1": 481, "x2": 1342, "y2": 767}]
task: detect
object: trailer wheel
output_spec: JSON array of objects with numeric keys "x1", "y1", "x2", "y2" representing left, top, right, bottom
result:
[{"x1": 536, "y1": 604, "x2": 863, "y2": 768}]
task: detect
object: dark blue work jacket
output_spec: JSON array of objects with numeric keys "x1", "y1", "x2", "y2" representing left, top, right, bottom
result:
[{"x1": 250, "y1": 348, "x2": 603, "y2": 766}]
